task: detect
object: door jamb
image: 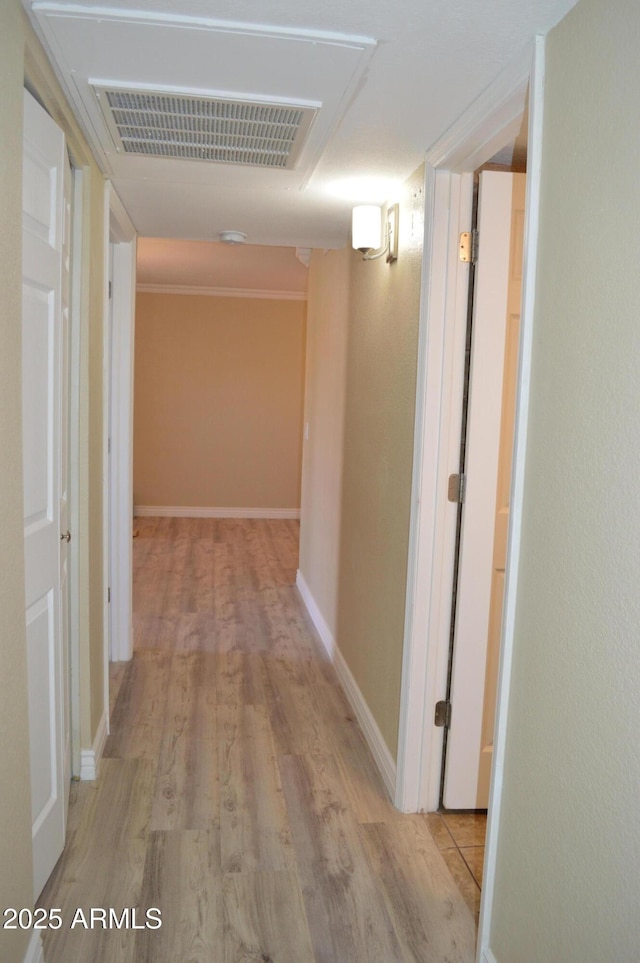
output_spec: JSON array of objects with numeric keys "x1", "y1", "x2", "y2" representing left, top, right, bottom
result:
[
  {"x1": 395, "y1": 36, "x2": 545, "y2": 959},
  {"x1": 102, "y1": 184, "x2": 111, "y2": 726},
  {"x1": 104, "y1": 183, "x2": 136, "y2": 673},
  {"x1": 68, "y1": 165, "x2": 85, "y2": 777},
  {"x1": 395, "y1": 164, "x2": 474, "y2": 811}
]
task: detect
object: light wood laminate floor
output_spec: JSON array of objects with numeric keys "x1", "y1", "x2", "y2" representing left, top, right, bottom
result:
[{"x1": 38, "y1": 518, "x2": 477, "y2": 962}]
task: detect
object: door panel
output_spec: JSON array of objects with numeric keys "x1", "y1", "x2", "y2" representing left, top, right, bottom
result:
[
  {"x1": 479, "y1": 189, "x2": 525, "y2": 795},
  {"x1": 443, "y1": 171, "x2": 525, "y2": 810},
  {"x1": 22, "y1": 88, "x2": 69, "y2": 899},
  {"x1": 26, "y1": 593, "x2": 56, "y2": 825}
]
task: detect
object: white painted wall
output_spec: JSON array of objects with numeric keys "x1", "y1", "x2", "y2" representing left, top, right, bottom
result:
[{"x1": 488, "y1": 0, "x2": 640, "y2": 958}]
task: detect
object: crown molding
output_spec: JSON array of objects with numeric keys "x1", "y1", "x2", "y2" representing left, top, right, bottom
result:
[{"x1": 136, "y1": 283, "x2": 307, "y2": 301}]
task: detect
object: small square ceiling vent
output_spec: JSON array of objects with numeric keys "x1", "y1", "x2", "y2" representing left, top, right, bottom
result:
[{"x1": 94, "y1": 86, "x2": 317, "y2": 170}]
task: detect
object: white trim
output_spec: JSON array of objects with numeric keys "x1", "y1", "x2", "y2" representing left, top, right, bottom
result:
[
  {"x1": 136, "y1": 283, "x2": 307, "y2": 301},
  {"x1": 332, "y1": 642, "x2": 396, "y2": 800},
  {"x1": 68, "y1": 166, "x2": 85, "y2": 779},
  {"x1": 79, "y1": 710, "x2": 108, "y2": 781},
  {"x1": 102, "y1": 183, "x2": 112, "y2": 744},
  {"x1": 22, "y1": 931, "x2": 44, "y2": 963},
  {"x1": 108, "y1": 183, "x2": 136, "y2": 241},
  {"x1": 109, "y1": 239, "x2": 136, "y2": 664},
  {"x1": 481, "y1": 950, "x2": 499, "y2": 963},
  {"x1": 296, "y1": 571, "x2": 397, "y2": 800},
  {"x1": 477, "y1": 35, "x2": 546, "y2": 963},
  {"x1": 79, "y1": 752, "x2": 96, "y2": 782},
  {"x1": 395, "y1": 168, "x2": 472, "y2": 812},
  {"x1": 34, "y1": 6, "x2": 376, "y2": 49},
  {"x1": 295, "y1": 247, "x2": 312, "y2": 268},
  {"x1": 134, "y1": 505, "x2": 300, "y2": 519},
  {"x1": 295, "y1": 570, "x2": 335, "y2": 659},
  {"x1": 427, "y1": 48, "x2": 530, "y2": 172}
]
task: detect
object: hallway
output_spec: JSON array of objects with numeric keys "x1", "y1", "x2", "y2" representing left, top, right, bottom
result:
[{"x1": 38, "y1": 518, "x2": 476, "y2": 962}]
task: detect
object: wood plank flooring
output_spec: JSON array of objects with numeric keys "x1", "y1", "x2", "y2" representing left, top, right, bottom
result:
[{"x1": 38, "y1": 517, "x2": 476, "y2": 962}]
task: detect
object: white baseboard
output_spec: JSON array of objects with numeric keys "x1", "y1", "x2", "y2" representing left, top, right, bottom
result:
[
  {"x1": 296, "y1": 570, "x2": 397, "y2": 800},
  {"x1": 79, "y1": 710, "x2": 108, "y2": 781},
  {"x1": 295, "y1": 570, "x2": 336, "y2": 659},
  {"x1": 331, "y1": 640, "x2": 397, "y2": 799},
  {"x1": 22, "y1": 931, "x2": 44, "y2": 963},
  {"x1": 481, "y1": 948, "x2": 499, "y2": 963},
  {"x1": 134, "y1": 505, "x2": 300, "y2": 520}
]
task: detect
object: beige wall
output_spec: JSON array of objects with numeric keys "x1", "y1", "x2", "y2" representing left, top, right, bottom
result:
[
  {"x1": 0, "y1": 6, "x2": 35, "y2": 960},
  {"x1": 337, "y1": 168, "x2": 425, "y2": 760},
  {"x1": 0, "y1": 6, "x2": 106, "y2": 957},
  {"x1": 300, "y1": 167, "x2": 425, "y2": 761},
  {"x1": 299, "y1": 249, "x2": 350, "y2": 634},
  {"x1": 490, "y1": 0, "x2": 640, "y2": 958},
  {"x1": 134, "y1": 293, "x2": 306, "y2": 510}
]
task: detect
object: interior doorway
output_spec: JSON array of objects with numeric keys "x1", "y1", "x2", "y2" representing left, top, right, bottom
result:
[{"x1": 394, "y1": 35, "x2": 547, "y2": 960}]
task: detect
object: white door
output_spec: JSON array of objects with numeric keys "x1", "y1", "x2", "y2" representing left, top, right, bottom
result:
[
  {"x1": 443, "y1": 171, "x2": 526, "y2": 810},
  {"x1": 22, "y1": 88, "x2": 70, "y2": 897}
]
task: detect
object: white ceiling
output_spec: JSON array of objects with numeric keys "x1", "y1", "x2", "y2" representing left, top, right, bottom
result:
[{"x1": 26, "y1": 0, "x2": 578, "y2": 249}]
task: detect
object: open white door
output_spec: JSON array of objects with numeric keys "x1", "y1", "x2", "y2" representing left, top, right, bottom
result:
[
  {"x1": 22, "y1": 88, "x2": 70, "y2": 897},
  {"x1": 443, "y1": 171, "x2": 525, "y2": 810}
]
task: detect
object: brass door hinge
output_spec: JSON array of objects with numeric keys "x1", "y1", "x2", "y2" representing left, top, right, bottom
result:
[
  {"x1": 434, "y1": 700, "x2": 452, "y2": 728},
  {"x1": 447, "y1": 473, "x2": 466, "y2": 504},
  {"x1": 459, "y1": 229, "x2": 479, "y2": 264}
]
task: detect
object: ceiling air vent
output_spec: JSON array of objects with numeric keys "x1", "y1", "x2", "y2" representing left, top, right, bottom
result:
[{"x1": 94, "y1": 86, "x2": 317, "y2": 170}]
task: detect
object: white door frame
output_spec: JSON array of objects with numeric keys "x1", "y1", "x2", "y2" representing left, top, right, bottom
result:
[
  {"x1": 395, "y1": 35, "x2": 545, "y2": 957},
  {"x1": 104, "y1": 183, "x2": 136, "y2": 668},
  {"x1": 68, "y1": 165, "x2": 85, "y2": 778}
]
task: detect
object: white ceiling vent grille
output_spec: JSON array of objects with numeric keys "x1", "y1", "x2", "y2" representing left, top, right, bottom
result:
[{"x1": 94, "y1": 86, "x2": 317, "y2": 169}]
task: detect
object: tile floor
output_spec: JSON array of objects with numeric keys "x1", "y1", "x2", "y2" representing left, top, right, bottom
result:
[{"x1": 425, "y1": 812, "x2": 487, "y2": 922}]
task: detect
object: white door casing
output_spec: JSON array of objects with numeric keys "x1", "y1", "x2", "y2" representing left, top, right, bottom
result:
[
  {"x1": 106, "y1": 184, "x2": 137, "y2": 664},
  {"x1": 61, "y1": 154, "x2": 72, "y2": 812},
  {"x1": 395, "y1": 51, "x2": 534, "y2": 820},
  {"x1": 22, "y1": 88, "x2": 70, "y2": 898},
  {"x1": 443, "y1": 171, "x2": 523, "y2": 810}
]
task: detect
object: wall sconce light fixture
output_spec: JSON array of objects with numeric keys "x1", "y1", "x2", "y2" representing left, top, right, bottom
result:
[{"x1": 351, "y1": 203, "x2": 399, "y2": 262}]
